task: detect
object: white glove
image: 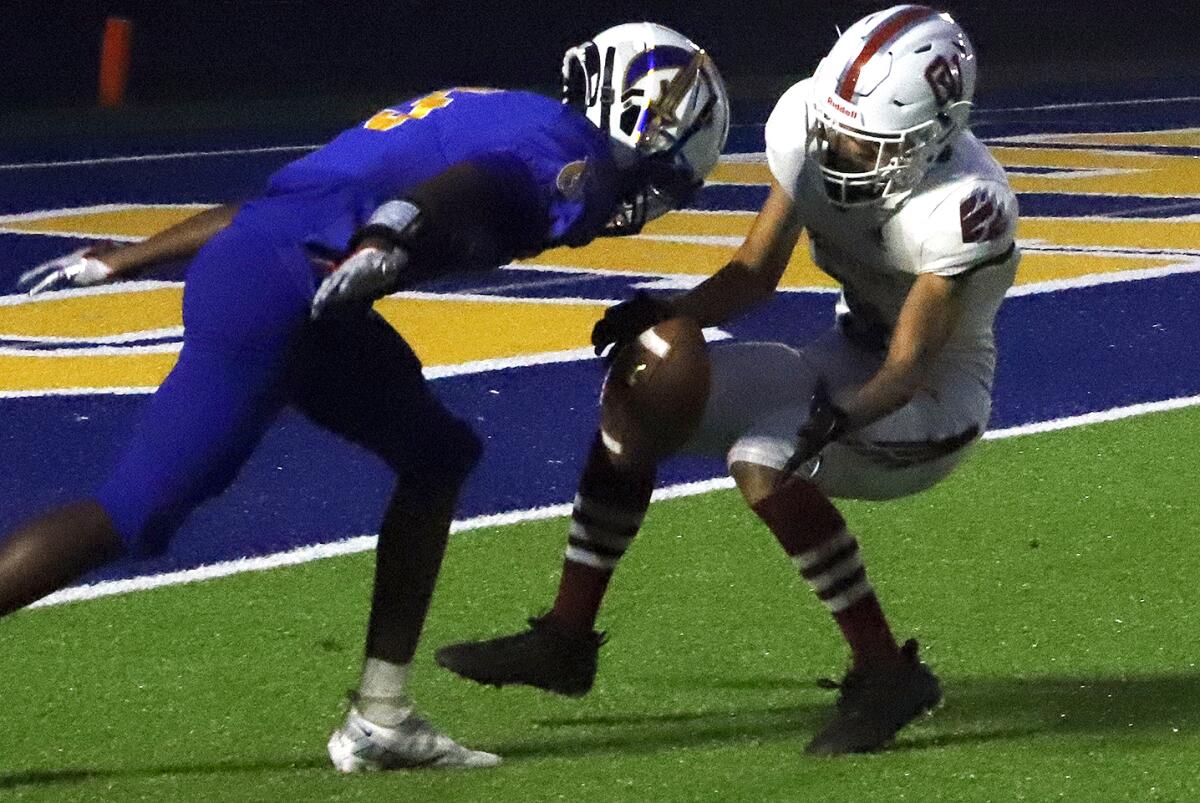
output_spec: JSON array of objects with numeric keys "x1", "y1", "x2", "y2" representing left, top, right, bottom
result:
[
  {"x1": 17, "y1": 247, "x2": 114, "y2": 296},
  {"x1": 310, "y1": 246, "x2": 409, "y2": 319}
]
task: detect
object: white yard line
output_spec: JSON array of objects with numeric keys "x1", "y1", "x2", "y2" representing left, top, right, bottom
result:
[
  {"x1": 0, "y1": 203, "x2": 212, "y2": 224},
  {"x1": 980, "y1": 395, "x2": 1200, "y2": 440},
  {"x1": 0, "y1": 326, "x2": 183, "y2": 346},
  {"x1": 1006, "y1": 260, "x2": 1200, "y2": 296},
  {"x1": 979, "y1": 97, "x2": 1200, "y2": 113},
  {"x1": 0, "y1": 146, "x2": 316, "y2": 171},
  {"x1": 28, "y1": 392, "x2": 1200, "y2": 609}
]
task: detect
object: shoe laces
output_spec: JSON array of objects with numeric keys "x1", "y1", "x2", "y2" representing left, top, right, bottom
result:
[
  {"x1": 528, "y1": 614, "x2": 608, "y2": 646},
  {"x1": 813, "y1": 640, "x2": 922, "y2": 698}
]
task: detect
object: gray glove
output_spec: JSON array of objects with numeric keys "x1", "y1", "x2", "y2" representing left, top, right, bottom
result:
[
  {"x1": 17, "y1": 247, "x2": 114, "y2": 295},
  {"x1": 310, "y1": 246, "x2": 409, "y2": 319}
]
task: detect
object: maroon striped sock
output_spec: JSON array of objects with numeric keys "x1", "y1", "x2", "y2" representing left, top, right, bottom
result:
[
  {"x1": 547, "y1": 435, "x2": 654, "y2": 632},
  {"x1": 752, "y1": 479, "x2": 900, "y2": 668}
]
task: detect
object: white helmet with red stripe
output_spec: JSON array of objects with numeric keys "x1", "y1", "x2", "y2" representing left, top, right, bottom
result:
[
  {"x1": 562, "y1": 23, "x2": 730, "y2": 233},
  {"x1": 809, "y1": 5, "x2": 976, "y2": 206}
]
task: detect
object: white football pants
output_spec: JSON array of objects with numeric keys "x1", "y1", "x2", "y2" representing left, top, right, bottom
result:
[{"x1": 682, "y1": 330, "x2": 992, "y2": 500}]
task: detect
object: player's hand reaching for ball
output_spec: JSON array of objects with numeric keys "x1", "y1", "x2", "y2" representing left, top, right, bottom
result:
[{"x1": 591, "y1": 291, "x2": 674, "y2": 358}]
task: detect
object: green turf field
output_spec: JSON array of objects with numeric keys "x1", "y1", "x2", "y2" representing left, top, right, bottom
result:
[{"x1": 2, "y1": 406, "x2": 1198, "y2": 801}]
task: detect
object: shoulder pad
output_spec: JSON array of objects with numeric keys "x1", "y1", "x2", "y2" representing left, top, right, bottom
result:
[
  {"x1": 765, "y1": 79, "x2": 813, "y2": 198},
  {"x1": 899, "y1": 178, "x2": 1018, "y2": 276}
]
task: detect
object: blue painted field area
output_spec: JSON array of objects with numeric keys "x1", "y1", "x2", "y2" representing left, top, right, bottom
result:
[{"x1": 2, "y1": 90, "x2": 1198, "y2": 587}]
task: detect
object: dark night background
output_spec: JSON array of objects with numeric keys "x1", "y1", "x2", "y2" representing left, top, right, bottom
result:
[{"x1": 1, "y1": 2, "x2": 1195, "y2": 141}]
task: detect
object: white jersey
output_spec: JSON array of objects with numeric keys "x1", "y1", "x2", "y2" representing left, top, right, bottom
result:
[{"x1": 765, "y1": 79, "x2": 1019, "y2": 388}]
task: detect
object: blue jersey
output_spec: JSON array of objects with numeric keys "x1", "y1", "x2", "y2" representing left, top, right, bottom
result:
[
  {"x1": 94, "y1": 91, "x2": 624, "y2": 556},
  {"x1": 237, "y1": 88, "x2": 620, "y2": 262}
]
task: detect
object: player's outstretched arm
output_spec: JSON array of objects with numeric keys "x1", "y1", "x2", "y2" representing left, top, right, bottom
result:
[
  {"x1": 102, "y1": 203, "x2": 241, "y2": 276},
  {"x1": 16, "y1": 203, "x2": 240, "y2": 295},
  {"x1": 591, "y1": 181, "x2": 802, "y2": 357},
  {"x1": 780, "y1": 272, "x2": 964, "y2": 475},
  {"x1": 671, "y1": 180, "x2": 802, "y2": 327}
]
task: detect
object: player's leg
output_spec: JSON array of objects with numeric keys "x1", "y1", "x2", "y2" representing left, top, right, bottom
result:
[
  {"x1": 0, "y1": 502, "x2": 122, "y2": 617},
  {"x1": 732, "y1": 459, "x2": 941, "y2": 755},
  {"x1": 732, "y1": 464, "x2": 903, "y2": 669},
  {"x1": 436, "y1": 433, "x2": 653, "y2": 695},
  {"x1": 433, "y1": 340, "x2": 809, "y2": 695},
  {"x1": 725, "y1": 333, "x2": 988, "y2": 753},
  {"x1": 0, "y1": 225, "x2": 305, "y2": 618},
  {"x1": 287, "y1": 308, "x2": 497, "y2": 770},
  {"x1": 547, "y1": 434, "x2": 657, "y2": 633},
  {"x1": 433, "y1": 337, "x2": 847, "y2": 698}
]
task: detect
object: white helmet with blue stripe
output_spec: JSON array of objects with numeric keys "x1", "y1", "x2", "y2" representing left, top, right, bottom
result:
[{"x1": 563, "y1": 22, "x2": 730, "y2": 233}]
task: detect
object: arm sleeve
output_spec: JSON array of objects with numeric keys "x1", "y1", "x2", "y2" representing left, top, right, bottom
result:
[{"x1": 765, "y1": 80, "x2": 814, "y2": 200}]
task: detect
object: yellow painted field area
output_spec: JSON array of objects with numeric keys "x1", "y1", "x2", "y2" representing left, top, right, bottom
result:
[
  {"x1": 0, "y1": 287, "x2": 183, "y2": 339},
  {"x1": 705, "y1": 138, "x2": 1200, "y2": 197},
  {"x1": 4, "y1": 126, "x2": 1196, "y2": 394},
  {"x1": 1007, "y1": 128, "x2": 1200, "y2": 149},
  {"x1": 1, "y1": 205, "x2": 208, "y2": 239},
  {"x1": 0, "y1": 294, "x2": 605, "y2": 393}
]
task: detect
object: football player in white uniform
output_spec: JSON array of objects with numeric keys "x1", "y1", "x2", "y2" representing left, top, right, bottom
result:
[{"x1": 438, "y1": 5, "x2": 1018, "y2": 755}]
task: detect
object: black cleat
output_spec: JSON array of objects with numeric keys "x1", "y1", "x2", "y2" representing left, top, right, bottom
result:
[
  {"x1": 804, "y1": 639, "x2": 942, "y2": 756},
  {"x1": 435, "y1": 616, "x2": 604, "y2": 697}
]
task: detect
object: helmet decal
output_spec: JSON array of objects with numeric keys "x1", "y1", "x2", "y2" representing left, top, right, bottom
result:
[
  {"x1": 835, "y1": 5, "x2": 939, "y2": 101},
  {"x1": 624, "y1": 45, "x2": 696, "y2": 90},
  {"x1": 924, "y1": 54, "x2": 964, "y2": 106}
]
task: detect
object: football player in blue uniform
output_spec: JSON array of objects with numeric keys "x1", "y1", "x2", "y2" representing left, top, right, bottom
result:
[{"x1": 0, "y1": 22, "x2": 730, "y2": 770}]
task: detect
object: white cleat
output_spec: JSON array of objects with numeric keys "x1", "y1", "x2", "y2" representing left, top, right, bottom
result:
[{"x1": 328, "y1": 707, "x2": 502, "y2": 771}]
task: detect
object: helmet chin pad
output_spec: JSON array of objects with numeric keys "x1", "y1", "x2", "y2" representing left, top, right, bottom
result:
[{"x1": 601, "y1": 154, "x2": 700, "y2": 237}]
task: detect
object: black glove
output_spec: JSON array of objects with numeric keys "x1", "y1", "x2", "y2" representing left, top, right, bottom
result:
[
  {"x1": 590, "y1": 291, "x2": 674, "y2": 358},
  {"x1": 780, "y1": 384, "x2": 850, "y2": 478}
]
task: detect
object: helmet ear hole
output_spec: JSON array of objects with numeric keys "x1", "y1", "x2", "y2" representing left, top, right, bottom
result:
[{"x1": 619, "y1": 106, "x2": 642, "y2": 136}]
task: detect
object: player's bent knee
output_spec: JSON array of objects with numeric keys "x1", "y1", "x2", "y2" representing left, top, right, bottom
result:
[
  {"x1": 399, "y1": 416, "x2": 483, "y2": 489},
  {"x1": 97, "y1": 448, "x2": 255, "y2": 558},
  {"x1": 729, "y1": 460, "x2": 784, "y2": 508},
  {"x1": 99, "y1": 497, "x2": 185, "y2": 559},
  {"x1": 445, "y1": 419, "x2": 484, "y2": 477}
]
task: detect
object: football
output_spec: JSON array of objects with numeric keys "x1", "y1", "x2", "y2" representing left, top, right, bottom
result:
[{"x1": 600, "y1": 316, "x2": 711, "y2": 467}]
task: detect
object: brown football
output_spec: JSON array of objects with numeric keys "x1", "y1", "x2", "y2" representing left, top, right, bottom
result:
[{"x1": 600, "y1": 316, "x2": 711, "y2": 468}]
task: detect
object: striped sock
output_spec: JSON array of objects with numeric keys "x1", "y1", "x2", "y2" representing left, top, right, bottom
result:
[
  {"x1": 751, "y1": 479, "x2": 900, "y2": 668},
  {"x1": 547, "y1": 436, "x2": 654, "y2": 632}
]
